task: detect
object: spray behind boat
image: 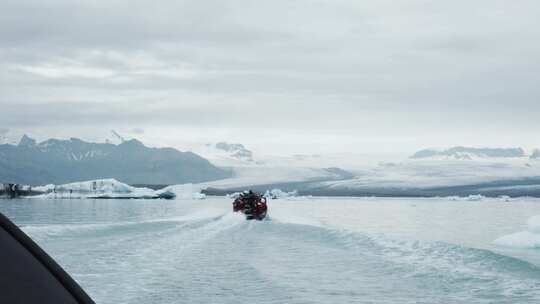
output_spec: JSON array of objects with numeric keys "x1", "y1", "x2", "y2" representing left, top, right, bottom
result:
[{"x1": 232, "y1": 190, "x2": 268, "y2": 220}]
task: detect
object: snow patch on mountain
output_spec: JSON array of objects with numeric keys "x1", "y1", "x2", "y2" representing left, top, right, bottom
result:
[
  {"x1": 18, "y1": 134, "x2": 37, "y2": 148},
  {"x1": 0, "y1": 128, "x2": 8, "y2": 144},
  {"x1": 214, "y1": 142, "x2": 253, "y2": 161},
  {"x1": 1, "y1": 135, "x2": 230, "y2": 185},
  {"x1": 32, "y1": 137, "x2": 115, "y2": 161},
  {"x1": 182, "y1": 142, "x2": 257, "y2": 167}
]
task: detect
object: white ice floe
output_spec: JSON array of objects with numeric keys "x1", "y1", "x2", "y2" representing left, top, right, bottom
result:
[
  {"x1": 264, "y1": 189, "x2": 298, "y2": 199},
  {"x1": 445, "y1": 195, "x2": 486, "y2": 202},
  {"x1": 33, "y1": 179, "x2": 174, "y2": 199},
  {"x1": 31, "y1": 179, "x2": 212, "y2": 200},
  {"x1": 493, "y1": 215, "x2": 540, "y2": 248},
  {"x1": 158, "y1": 183, "x2": 206, "y2": 200}
]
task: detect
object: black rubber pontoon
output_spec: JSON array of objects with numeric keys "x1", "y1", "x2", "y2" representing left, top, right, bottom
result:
[{"x1": 0, "y1": 213, "x2": 95, "y2": 304}]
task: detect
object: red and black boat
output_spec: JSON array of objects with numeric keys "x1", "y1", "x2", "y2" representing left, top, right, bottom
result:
[{"x1": 233, "y1": 190, "x2": 268, "y2": 220}]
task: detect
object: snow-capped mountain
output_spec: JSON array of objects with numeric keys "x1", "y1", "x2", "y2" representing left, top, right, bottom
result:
[
  {"x1": 0, "y1": 135, "x2": 230, "y2": 185},
  {"x1": 185, "y1": 142, "x2": 258, "y2": 167},
  {"x1": 0, "y1": 128, "x2": 9, "y2": 145},
  {"x1": 0, "y1": 129, "x2": 21, "y2": 145},
  {"x1": 21, "y1": 135, "x2": 116, "y2": 161},
  {"x1": 213, "y1": 142, "x2": 253, "y2": 161}
]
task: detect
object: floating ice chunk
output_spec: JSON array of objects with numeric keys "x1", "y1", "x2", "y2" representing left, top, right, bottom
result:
[
  {"x1": 192, "y1": 192, "x2": 206, "y2": 200},
  {"x1": 465, "y1": 194, "x2": 485, "y2": 201},
  {"x1": 41, "y1": 179, "x2": 139, "y2": 194},
  {"x1": 33, "y1": 179, "x2": 174, "y2": 199},
  {"x1": 156, "y1": 190, "x2": 176, "y2": 200},
  {"x1": 158, "y1": 183, "x2": 205, "y2": 200},
  {"x1": 498, "y1": 195, "x2": 512, "y2": 202},
  {"x1": 493, "y1": 231, "x2": 540, "y2": 249},
  {"x1": 446, "y1": 195, "x2": 485, "y2": 201},
  {"x1": 264, "y1": 189, "x2": 298, "y2": 199},
  {"x1": 527, "y1": 215, "x2": 540, "y2": 234},
  {"x1": 493, "y1": 215, "x2": 540, "y2": 248},
  {"x1": 33, "y1": 184, "x2": 57, "y2": 193}
]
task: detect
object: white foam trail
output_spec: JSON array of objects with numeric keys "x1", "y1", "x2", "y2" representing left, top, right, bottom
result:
[
  {"x1": 22, "y1": 223, "x2": 114, "y2": 240},
  {"x1": 21, "y1": 208, "x2": 229, "y2": 241},
  {"x1": 136, "y1": 211, "x2": 245, "y2": 259},
  {"x1": 147, "y1": 208, "x2": 226, "y2": 223},
  {"x1": 494, "y1": 231, "x2": 540, "y2": 249},
  {"x1": 266, "y1": 208, "x2": 323, "y2": 227}
]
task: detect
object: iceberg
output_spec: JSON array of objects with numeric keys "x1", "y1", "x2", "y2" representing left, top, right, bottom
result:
[
  {"x1": 446, "y1": 195, "x2": 486, "y2": 201},
  {"x1": 29, "y1": 179, "x2": 212, "y2": 200},
  {"x1": 157, "y1": 183, "x2": 206, "y2": 200},
  {"x1": 264, "y1": 189, "x2": 298, "y2": 199},
  {"x1": 33, "y1": 179, "x2": 175, "y2": 199},
  {"x1": 493, "y1": 215, "x2": 540, "y2": 248}
]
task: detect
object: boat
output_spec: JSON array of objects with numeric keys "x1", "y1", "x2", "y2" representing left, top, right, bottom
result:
[
  {"x1": 232, "y1": 190, "x2": 268, "y2": 220},
  {"x1": 0, "y1": 213, "x2": 95, "y2": 303}
]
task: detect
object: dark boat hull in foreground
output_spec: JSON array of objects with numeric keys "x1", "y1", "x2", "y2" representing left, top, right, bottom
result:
[{"x1": 0, "y1": 213, "x2": 95, "y2": 304}]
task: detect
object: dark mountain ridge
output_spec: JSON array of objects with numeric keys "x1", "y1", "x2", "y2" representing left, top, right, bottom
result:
[{"x1": 0, "y1": 135, "x2": 231, "y2": 185}]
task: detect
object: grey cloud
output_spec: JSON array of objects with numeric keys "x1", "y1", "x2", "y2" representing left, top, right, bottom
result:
[
  {"x1": 1, "y1": 0, "x2": 540, "y2": 153},
  {"x1": 130, "y1": 128, "x2": 145, "y2": 135}
]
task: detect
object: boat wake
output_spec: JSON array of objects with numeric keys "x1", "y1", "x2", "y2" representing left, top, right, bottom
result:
[
  {"x1": 17, "y1": 206, "x2": 540, "y2": 303},
  {"x1": 255, "y1": 211, "x2": 540, "y2": 302}
]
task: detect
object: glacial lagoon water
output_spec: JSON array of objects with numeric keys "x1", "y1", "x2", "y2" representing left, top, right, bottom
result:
[{"x1": 2, "y1": 196, "x2": 540, "y2": 304}]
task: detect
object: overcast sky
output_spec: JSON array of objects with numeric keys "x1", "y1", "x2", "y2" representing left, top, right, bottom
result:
[{"x1": 1, "y1": 0, "x2": 539, "y2": 156}]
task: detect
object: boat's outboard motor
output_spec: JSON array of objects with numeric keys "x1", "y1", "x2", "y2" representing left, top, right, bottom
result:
[{"x1": 0, "y1": 213, "x2": 95, "y2": 304}]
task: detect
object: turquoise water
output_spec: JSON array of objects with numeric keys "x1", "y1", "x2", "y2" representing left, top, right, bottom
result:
[{"x1": 2, "y1": 197, "x2": 540, "y2": 303}]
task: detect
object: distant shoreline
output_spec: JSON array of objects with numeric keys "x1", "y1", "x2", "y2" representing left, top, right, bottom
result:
[
  {"x1": 3, "y1": 175, "x2": 540, "y2": 199},
  {"x1": 202, "y1": 176, "x2": 540, "y2": 198}
]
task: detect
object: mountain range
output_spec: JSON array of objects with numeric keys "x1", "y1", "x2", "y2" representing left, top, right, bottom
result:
[{"x1": 0, "y1": 135, "x2": 231, "y2": 185}]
